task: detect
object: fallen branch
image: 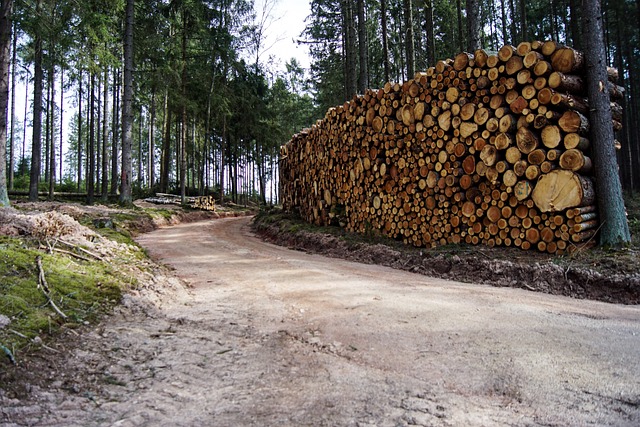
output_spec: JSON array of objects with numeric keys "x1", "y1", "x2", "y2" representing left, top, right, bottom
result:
[
  {"x1": 35, "y1": 255, "x2": 68, "y2": 320},
  {"x1": 59, "y1": 239, "x2": 104, "y2": 261},
  {"x1": 39, "y1": 245, "x2": 91, "y2": 262}
]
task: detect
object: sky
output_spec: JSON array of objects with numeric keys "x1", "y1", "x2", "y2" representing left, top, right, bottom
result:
[{"x1": 259, "y1": 0, "x2": 312, "y2": 71}]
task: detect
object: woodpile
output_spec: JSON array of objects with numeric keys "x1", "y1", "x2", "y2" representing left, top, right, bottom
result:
[
  {"x1": 280, "y1": 41, "x2": 623, "y2": 254},
  {"x1": 145, "y1": 193, "x2": 216, "y2": 211},
  {"x1": 191, "y1": 195, "x2": 216, "y2": 211}
]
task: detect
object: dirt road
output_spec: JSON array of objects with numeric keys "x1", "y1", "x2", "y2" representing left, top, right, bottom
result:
[{"x1": 3, "y1": 216, "x2": 640, "y2": 426}]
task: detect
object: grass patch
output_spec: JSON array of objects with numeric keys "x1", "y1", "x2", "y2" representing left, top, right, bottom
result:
[{"x1": 0, "y1": 236, "x2": 123, "y2": 361}]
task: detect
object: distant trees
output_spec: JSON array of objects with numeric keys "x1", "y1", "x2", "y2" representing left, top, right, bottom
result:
[{"x1": 1, "y1": 0, "x2": 316, "y2": 207}]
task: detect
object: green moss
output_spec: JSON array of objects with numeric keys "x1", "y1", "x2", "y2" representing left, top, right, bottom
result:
[{"x1": 0, "y1": 237, "x2": 123, "y2": 357}]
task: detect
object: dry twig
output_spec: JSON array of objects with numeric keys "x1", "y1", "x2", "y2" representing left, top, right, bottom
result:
[{"x1": 35, "y1": 255, "x2": 68, "y2": 319}]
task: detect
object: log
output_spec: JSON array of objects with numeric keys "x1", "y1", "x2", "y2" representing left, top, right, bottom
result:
[
  {"x1": 514, "y1": 180, "x2": 532, "y2": 201},
  {"x1": 559, "y1": 149, "x2": 593, "y2": 173},
  {"x1": 541, "y1": 40, "x2": 560, "y2": 57},
  {"x1": 516, "y1": 127, "x2": 539, "y2": 154},
  {"x1": 548, "y1": 71, "x2": 584, "y2": 93},
  {"x1": 541, "y1": 125, "x2": 562, "y2": 149},
  {"x1": 551, "y1": 47, "x2": 585, "y2": 73},
  {"x1": 498, "y1": 45, "x2": 517, "y2": 62},
  {"x1": 531, "y1": 170, "x2": 595, "y2": 212},
  {"x1": 558, "y1": 110, "x2": 590, "y2": 134}
]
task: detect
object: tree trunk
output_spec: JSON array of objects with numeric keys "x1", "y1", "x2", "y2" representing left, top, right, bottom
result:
[
  {"x1": 48, "y1": 62, "x2": 55, "y2": 199},
  {"x1": 508, "y1": 0, "x2": 517, "y2": 44},
  {"x1": 87, "y1": 71, "x2": 95, "y2": 205},
  {"x1": 342, "y1": 0, "x2": 357, "y2": 100},
  {"x1": 59, "y1": 69, "x2": 63, "y2": 185},
  {"x1": 160, "y1": 92, "x2": 171, "y2": 193},
  {"x1": 8, "y1": 17, "x2": 15, "y2": 191},
  {"x1": 149, "y1": 86, "x2": 156, "y2": 188},
  {"x1": 613, "y1": 3, "x2": 632, "y2": 191},
  {"x1": 101, "y1": 69, "x2": 109, "y2": 201},
  {"x1": 424, "y1": 0, "x2": 435, "y2": 66},
  {"x1": 582, "y1": 0, "x2": 630, "y2": 247},
  {"x1": 120, "y1": 0, "x2": 134, "y2": 205},
  {"x1": 519, "y1": 0, "x2": 528, "y2": 42},
  {"x1": 500, "y1": 0, "x2": 508, "y2": 45},
  {"x1": 0, "y1": 0, "x2": 11, "y2": 207},
  {"x1": 110, "y1": 69, "x2": 119, "y2": 195},
  {"x1": 138, "y1": 105, "x2": 143, "y2": 185},
  {"x1": 466, "y1": 0, "x2": 481, "y2": 52},
  {"x1": 77, "y1": 73, "x2": 82, "y2": 191},
  {"x1": 180, "y1": 8, "x2": 187, "y2": 203},
  {"x1": 380, "y1": 0, "x2": 390, "y2": 82},
  {"x1": 356, "y1": 0, "x2": 368, "y2": 93},
  {"x1": 95, "y1": 73, "x2": 101, "y2": 192},
  {"x1": 220, "y1": 115, "x2": 226, "y2": 204},
  {"x1": 29, "y1": 0, "x2": 43, "y2": 202},
  {"x1": 456, "y1": 0, "x2": 464, "y2": 53},
  {"x1": 570, "y1": 0, "x2": 582, "y2": 50},
  {"x1": 403, "y1": 0, "x2": 415, "y2": 79}
]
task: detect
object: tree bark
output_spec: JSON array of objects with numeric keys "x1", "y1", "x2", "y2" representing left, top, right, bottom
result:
[
  {"x1": 59, "y1": 69, "x2": 63, "y2": 186},
  {"x1": 101, "y1": 69, "x2": 109, "y2": 201},
  {"x1": 569, "y1": 0, "x2": 582, "y2": 50},
  {"x1": 110, "y1": 68, "x2": 119, "y2": 195},
  {"x1": 180, "y1": 8, "x2": 187, "y2": 203},
  {"x1": 424, "y1": 0, "x2": 435, "y2": 66},
  {"x1": 160, "y1": 90, "x2": 171, "y2": 193},
  {"x1": 342, "y1": 0, "x2": 357, "y2": 100},
  {"x1": 380, "y1": 0, "x2": 390, "y2": 82},
  {"x1": 47, "y1": 61, "x2": 55, "y2": 199},
  {"x1": 77, "y1": 73, "x2": 83, "y2": 192},
  {"x1": 466, "y1": 0, "x2": 481, "y2": 52},
  {"x1": 87, "y1": 71, "x2": 95, "y2": 205},
  {"x1": 356, "y1": 0, "x2": 368, "y2": 93},
  {"x1": 582, "y1": 0, "x2": 630, "y2": 247},
  {"x1": 29, "y1": 0, "x2": 43, "y2": 202},
  {"x1": 403, "y1": 0, "x2": 415, "y2": 79},
  {"x1": 500, "y1": 0, "x2": 508, "y2": 45},
  {"x1": 456, "y1": 0, "x2": 464, "y2": 53},
  {"x1": 519, "y1": 0, "x2": 528, "y2": 41},
  {"x1": 120, "y1": 0, "x2": 134, "y2": 205},
  {"x1": 8, "y1": 16, "x2": 15, "y2": 191},
  {"x1": 149, "y1": 86, "x2": 156, "y2": 188},
  {"x1": 0, "y1": 0, "x2": 11, "y2": 207}
]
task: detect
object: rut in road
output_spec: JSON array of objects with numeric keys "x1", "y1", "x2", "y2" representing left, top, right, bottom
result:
[{"x1": 2, "y1": 216, "x2": 639, "y2": 427}]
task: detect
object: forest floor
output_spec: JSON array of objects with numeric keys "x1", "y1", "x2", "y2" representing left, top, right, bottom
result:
[{"x1": 0, "y1": 199, "x2": 639, "y2": 426}]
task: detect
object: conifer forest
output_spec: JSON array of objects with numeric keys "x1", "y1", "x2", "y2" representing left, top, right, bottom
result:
[{"x1": 0, "y1": 0, "x2": 638, "y2": 213}]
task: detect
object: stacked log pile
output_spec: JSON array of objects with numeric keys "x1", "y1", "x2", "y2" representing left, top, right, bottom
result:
[
  {"x1": 280, "y1": 41, "x2": 623, "y2": 254},
  {"x1": 192, "y1": 195, "x2": 216, "y2": 211}
]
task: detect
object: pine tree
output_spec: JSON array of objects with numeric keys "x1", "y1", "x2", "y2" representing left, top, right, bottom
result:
[
  {"x1": 120, "y1": 0, "x2": 134, "y2": 205},
  {"x1": 583, "y1": 0, "x2": 631, "y2": 247},
  {"x1": 0, "y1": 0, "x2": 12, "y2": 207}
]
